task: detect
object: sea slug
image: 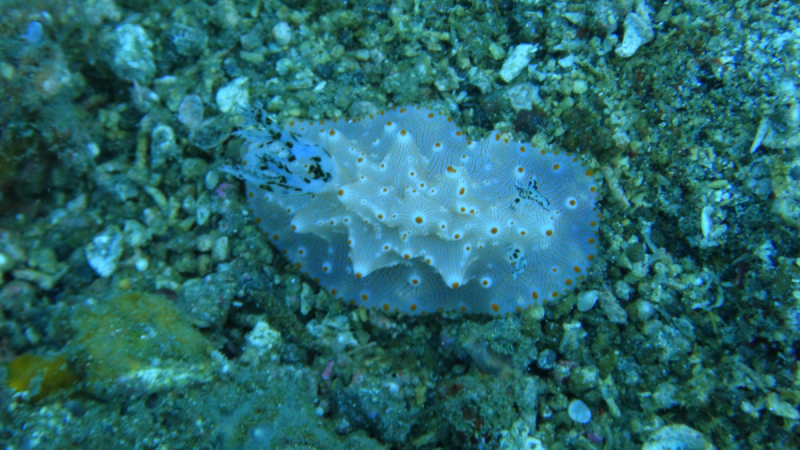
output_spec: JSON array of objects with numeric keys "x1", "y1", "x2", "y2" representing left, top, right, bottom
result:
[{"x1": 223, "y1": 105, "x2": 599, "y2": 315}]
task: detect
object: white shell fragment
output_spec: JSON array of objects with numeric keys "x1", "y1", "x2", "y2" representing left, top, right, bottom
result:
[{"x1": 85, "y1": 226, "x2": 124, "y2": 278}]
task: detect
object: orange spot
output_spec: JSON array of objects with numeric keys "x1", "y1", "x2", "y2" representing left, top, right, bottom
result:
[
  {"x1": 447, "y1": 117, "x2": 452, "y2": 122},
  {"x1": 520, "y1": 231, "x2": 527, "y2": 235},
  {"x1": 290, "y1": 224, "x2": 296, "y2": 230},
  {"x1": 331, "y1": 289, "x2": 338, "y2": 295},
  {"x1": 243, "y1": 161, "x2": 248, "y2": 166},
  {"x1": 362, "y1": 294, "x2": 368, "y2": 301},
  {"x1": 425, "y1": 258, "x2": 432, "y2": 264},
  {"x1": 516, "y1": 306, "x2": 522, "y2": 312},
  {"x1": 518, "y1": 167, "x2": 524, "y2": 173},
  {"x1": 323, "y1": 266, "x2": 329, "y2": 272},
  {"x1": 588, "y1": 254, "x2": 595, "y2": 261},
  {"x1": 495, "y1": 133, "x2": 501, "y2": 141},
  {"x1": 289, "y1": 121, "x2": 295, "y2": 126},
  {"x1": 415, "y1": 217, "x2": 423, "y2": 224},
  {"x1": 411, "y1": 304, "x2": 417, "y2": 311},
  {"x1": 586, "y1": 169, "x2": 594, "y2": 176},
  {"x1": 482, "y1": 280, "x2": 489, "y2": 286},
  {"x1": 460, "y1": 207, "x2": 466, "y2": 212},
  {"x1": 546, "y1": 230, "x2": 553, "y2": 236},
  {"x1": 491, "y1": 227, "x2": 498, "y2": 234},
  {"x1": 383, "y1": 304, "x2": 390, "y2": 311},
  {"x1": 355, "y1": 272, "x2": 362, "y2": 278},
  {"x1": 446, "y1": 166, "x2": 456, "y2": 173},
  {"x1": 452, "y1": 282, "x2": 460, "y2": 289},
  {"x1": 248, "y1": 192, "x2": 254, "y2": 198},
  {"x1": 504, "y1": 138, "x2": 509, "y2": 143},
  {"x1": 553, "y1": 164, "x2": 560, "y2": 170},
  {"x1": 357, "y1": 157, "x2": 363, "y2": 163},
  {"x1": 256, "y1": 217, "x2": 262, "y2": 223},
  {"x1": 272, "y1": 234, "x2": 279, "y2": 241},
  {"x1": 492, "y1": 303, "x2": 500, "y2": 312},
  {"x1": 329, "y1": 130, "x2": 336, "y2": 136},
  {"x1": 573, "y1": 266, "x2": 581, "y2": 273},
  {"x1": 338, "y1": 189, "x2": 344, "y2": 196},
  {"x1": 459, "y1": 187, "x2": 465, "y2": 195},
  {"x1": 400, "y1": 107, "x2": 407, "y2": 113},
  {"x1": 428, "y1": 113, "x2": 434, "y2": 118},
  {"x1": 552, "y1": 291, "x2": 559, "y2": 298},
  {"x1": 401, "y1": 129, "x2": 407, "y2": 136},
  {"x1": 460, "y1": 306, "x2": 467, "y2": 312},
  {"x1": 590, "y1": 186, "x2": 597, "y2": 192},
  {"x1": 520, "y1": 146, "x2": 526, "y2": 153},
  {"x1": 386, "y1": 121, "x2": 392, "y2": 126},
  {"x1": 532, "y1": 291, "x2": 539, "y2": 300},
  {"x1": 378, "y1": 214, "x2": 384, "y2": 219},
  {"x1": 411, "y1": 278, "x2": 418, "y2": 285},
  {"x1": 454, "y1": 234, "x2": 461, "y2": 239},
  {"x1": 569, "y1": 200, "x2": 576, "y2": 206},
  {"x1": 455, "y1": 131, "x2": 462, "y2": 136},
  {"x1": 295, "y1": 262, "x2": 302, "y2": 269},
  {"x1": 298, "y1": 249, "x2": 304, "y2": 255},
  {"x1": 588, "y1": 238, "x2": 596, "y2": 244},
  {"x1": 590, "y1": 221, "x2": 597, "y2": 227},
  {"x1": 565, "y1": 279, "x2": 572, "y2": 286}
]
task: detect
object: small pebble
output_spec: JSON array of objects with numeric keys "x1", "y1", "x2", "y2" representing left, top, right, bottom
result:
[
  {"x1": 568, "y1": 399, "x2": 592, "y2": 424},
  {"x1": 577, "y1": 290, "x2": 599, "y2": 312},
  {"x1": 272, "y1": 21, "x2": 292, "y2": 46}
]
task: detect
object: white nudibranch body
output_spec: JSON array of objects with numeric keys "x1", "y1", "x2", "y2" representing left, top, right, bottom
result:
[{"x1": 223, "y1": 105, "x2": 600, "y2": 315}]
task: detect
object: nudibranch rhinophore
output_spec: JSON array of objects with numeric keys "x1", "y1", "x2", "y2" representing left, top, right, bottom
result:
[{"x1": 223, "y1": 105, "x2": 599, "y2": 315}]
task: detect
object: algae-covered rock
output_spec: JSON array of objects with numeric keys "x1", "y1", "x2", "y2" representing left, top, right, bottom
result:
[
  {"x1": 69, "y1": 291, "x2": 214, "y2": 398},
  {"x1": 6, "y1": 353, "x2": 78, "y2": 402}
]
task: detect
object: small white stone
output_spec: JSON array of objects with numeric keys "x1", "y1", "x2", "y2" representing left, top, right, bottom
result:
[
  {"x1": 577, "y1": 290, "x2": 599, "y2": 312},
  {"x1": 572, "y1": 79, "x2": 588, "y2": 95},
  {"x1": 557, "y1": 54, "x2": 575, "y2": 68},
  {"x1": 85, "y1": 226, "x2": 124, "y2": 277},
  {"x1": 568, "y1": 399, "x2": 592, "y2": 424},
  {"x1": 766, "y1": 392, "x2": 800, "y2": 419},
  {"x1": 615, "y1": 12, "x2": 654, "y2": 58},
  {"x1": 500, "y1": 44, "x2": 536, "y2": 83},
  {"x1": 272, "y1": 21, "x2": 292, "y2": 46},
  {"x1": 216, "y1": 77, "x2": 249, "y2": 113},
  {"x1": 245, "y1": 320, "x2": 282, "y2": 351},
  {"x1": 212, "y1": 236, "x2": 230, "y2": 262}
]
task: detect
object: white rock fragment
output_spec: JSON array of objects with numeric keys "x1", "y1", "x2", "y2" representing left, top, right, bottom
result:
[
  {"x1": 506, "y1": 82, "x2": 542, "y2": 112},
  {"x1": 568, "y1": 399, "x2": 592, "y2": 424},
  {"x1": 272, "y1": 21, "x2": 292, "y2": 46},
  {"x1": 216, "y1": 77, "x2": 249, "y2": 113},
  {"x1": 500, "y1": 44, "x2": 537, "y2": 83},
  {"x1": 615, "y1": 12, "x2": 654, "y2": 58},
  {"x1": 85, "y1": 226, "x2": 124, "y2": 277},
  {"x1": 642, "y1": 424, "x2": 715, "y2": 450},
  {"x1": 245, "y1": 320, "x2": 282, "y2": 353},
  {"x1": 700, "y1": 205, "x2": 713, "y2": 239},
  {"x1": 572, "y1": 79, "x2": 589, "y2": 95},
  {"x1": 766, "y1": 392, "x2": 800, "y2": 420},
  {"x1": 577, "y1": 290, "x2": 600, "y2": 312},
  {"x1": 211, "y1": 236, "x2": 230, "y2": 262}
]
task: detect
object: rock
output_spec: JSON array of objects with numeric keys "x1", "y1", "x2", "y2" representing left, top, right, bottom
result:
[
  {"x1": 616, "y1": 12, "x2": 654, "y2": 58},
  {"x1": 500, "y1": 44, "x2": 536, "y2": 83},
  {"x1": 85, "y1": 226, "x2": 124, "y2": 278},
  {"x1": 642, "y1": 424, "x2": 715, "y2": 450},
  {"x1": 108, "y1": 24, "x2": 155, "y2": 83}
]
